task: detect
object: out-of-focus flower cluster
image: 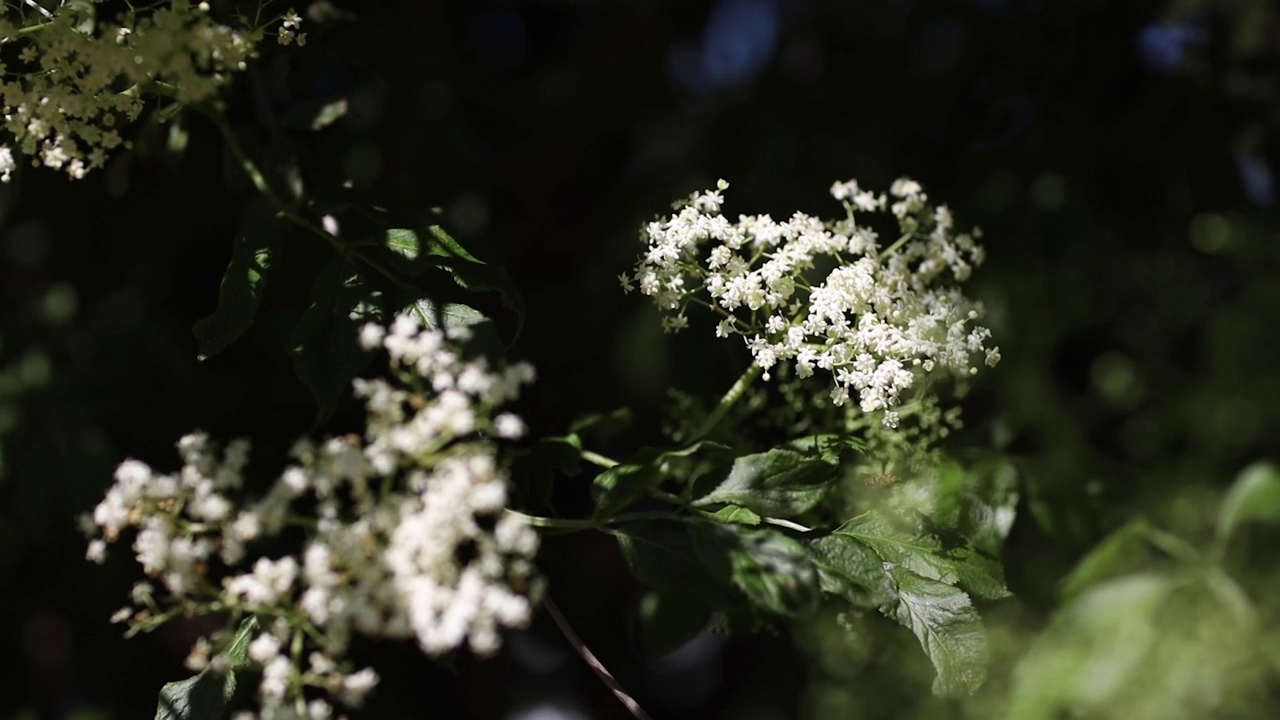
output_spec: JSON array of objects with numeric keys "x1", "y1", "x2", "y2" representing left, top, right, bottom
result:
[
  {"x1": 622, "y1": 178, "x2": 1000, "y2": 428},
  {"x1": 0, "y1": 1, "x2": 304, "y2": 182},
  {"x1": 85, "y1": 319, "x2": 538, "y2": 719}
]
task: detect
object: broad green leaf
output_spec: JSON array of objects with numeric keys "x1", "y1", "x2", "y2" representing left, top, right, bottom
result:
[
  {"x1": 290, "y1": 260, "x2": 377, "y2": 424},
  {"x1": 885, "y1": 567, "x2": 989, "y2": 697},
  {"x1": 401, "y1": 298, "x2": 487, "y2": 331},
  {"x1": 592, "y1": 450, "x2": 663, "y2": 519},
  {"x1": 1217, "y1": 462, "x2": 1280, "y2": 544},
  {"x1": 617, "y1": 520, "x2": 820, "y2": 619},
  {"x1": 635, "y1": 589, "x2": 712, "y2": 661},
  {"x1": 833, "y1": 512, "x2": 1009, "y2": 600},
  {"x1": 617, "y1": 519, "x2": 740, "y2": 612},
  {"x1": 1059, "y1": 518, "x2": 1159, "y2": 600},
  {"x1": 1008, "y1": 574, "x2": 1174, "y2": 718},
  {"x1": 593, "y1": 442, "x2": 727, "y2": 519},
  {"x1": 805, "y1": 532, "x2": 897, "y2": 608},
  {"x1": 156, "y1": 617, "x2": 259, "y2": 720},
  {"x1": 193, "y1": 217, "x2": 278, "y2": 360},
  {"x1": 710, "y1": 505, "x2": 762, "y2": 526},
  {"x1": 385, "y1": 228, "x2": 421, "y2": 261},
  {"x1": 692, "y1": 448, "x2": 838, "y2": 518}
]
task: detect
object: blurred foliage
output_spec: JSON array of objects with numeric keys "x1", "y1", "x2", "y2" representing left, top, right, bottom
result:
[{"x1": 4, "y1": 0, "x2": 1280, "y2": 718}]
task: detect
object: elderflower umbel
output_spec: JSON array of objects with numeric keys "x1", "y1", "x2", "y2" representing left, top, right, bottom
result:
[
  {"x1": 0, "y1": 2, "x2": 299, "y2": 181},
  {"x1": 622, "y1": 178, "x2": 1000, "y2": 427},
  {"x1": 85, "y1": 320, "x2": 540, "y2": 718}
]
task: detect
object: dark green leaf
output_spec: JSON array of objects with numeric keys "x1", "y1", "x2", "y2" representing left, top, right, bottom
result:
[
  {"x1": 193, "y1": 217, "x2": 278, "y2": 360},
  {"x1": 593, "y1": 451, "x2": 663, "y2": 519},
  {"x1": 155, "y1": 617, "x2": 259, "y2": 720},
  {"x1": 635, "y1": 589, "x2": 712, "y2": 661},
  {"x1": 593, "y1": 442, "x2": 727, "y2": 519},
  {"x1": 617, "y1": 519, "x2": 740, "y2": 612},
  {"x1": 692, "y1": 448, "x2": 838, "y2": 518},
  {"x1": 884, "y1": 567, "x2": 989, "y2": 697},
  {"x1": 290, "y1": 260, "x2": 377, "y2": 425},
  {"x1": 1217, "y1": 462, "x2": 1280, "y2": 544},
  {"x1": 509, "y1": 436, "x2": 583, "y2": 512},
  {"x1": 617, "y1": 520, "x2": 820, "y2": 619}
]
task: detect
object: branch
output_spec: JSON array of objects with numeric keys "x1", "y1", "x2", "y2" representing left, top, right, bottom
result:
[{"x1": 543, "y1": 596, "x2": 654, "y2": 720}]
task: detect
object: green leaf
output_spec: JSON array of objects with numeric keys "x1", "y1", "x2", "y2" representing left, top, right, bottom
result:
[
  {"x1": 617, "y1": 520, "x2": 820, "y2": 620},
  {"x1": 884, "y1": 567, "x2": 990, "y2": 697},
  {"x1": 635, "y1": 589, "x2": 712, "y2": 661},
  {"x1": 710, "y1": 505, "x2": 762, "y2": 526},
  {"x1": 401, "y1": 298, "x2": 487, "y2": 331},
  {"x1": 290, "y1": 260, "x2": 377, "y2": 425},
  {"x1": 509, "y1": 436, "x2": 582, "y2": 512},
  {"x1": 692, "y1": 448, "x2": 838, "y2": 518},
  {"x1": 155, "y1": 617, "x2": 259, "y2": 720},
  {"x1": 805, "y1": 531, "x2": 897, "y2": 608},
  {"x1": 593, "y1": 441, "x2": 727, "y2": 519},
  {"x1": 592, "y1": 450, "x2": 663, "y2": 519},
  {"x1": 1008, "y1": 574, "x2": 1174, "y2": 718},
  {"x1": 832, "y1": 512, "x2": 1009, "y2": 600},
  {"x1": 958, "y1": 457, "x2": 1020, "y2": 556},
  {"x1": 385, "y1": 228, "x2": 422, "y2": 261},
  {"x1": 193, "y1": 217, "x2": 278, "y2": 360},
  {"x1": 1217, "y1": 461, "x2": 1280, "y2": 544},
  {"x1": 381, "y1": 226, "x2": 525, "y2": 340},
  {"x1": 1059, "y1": 518, "x2": 1159, "y2": 600}
]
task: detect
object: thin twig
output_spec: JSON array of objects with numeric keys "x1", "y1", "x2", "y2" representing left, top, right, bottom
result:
[{"x1": 543, "y1": 596, "x2": 654, "y2": 720}]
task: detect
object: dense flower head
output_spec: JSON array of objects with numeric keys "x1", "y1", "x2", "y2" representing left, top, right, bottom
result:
[
  {"x1": 85, "y1": 319, "x2": 537, "y2": 719},
  {"x1": 0, "y1": 2, "x2": 303, "y2": 181},
  {"x1": 622, "y1": 178, "x2": 1000, "y2": 428}
]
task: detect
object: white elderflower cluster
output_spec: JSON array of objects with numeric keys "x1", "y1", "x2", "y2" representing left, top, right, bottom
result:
[
  {"x1": 622, "y1": 178, "x2": 1000, "y2": 428},
  {"x1": 0, "y1": 2, "x2": 302, "y2": 181},
  {"x1": 85, "y1": 319, "x2": 539, "y2": 719}
]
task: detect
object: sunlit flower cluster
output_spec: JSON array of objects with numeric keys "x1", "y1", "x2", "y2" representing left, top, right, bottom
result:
[
  {"x1": 85, "y1": 319, "x2": 538, "y2": 719},
  {"x1": 0, "y1": 1, "x2": 303, "y2": 181},
  {"x1": 622, "y1": 178, "x2": 1000, "y2": 428}
]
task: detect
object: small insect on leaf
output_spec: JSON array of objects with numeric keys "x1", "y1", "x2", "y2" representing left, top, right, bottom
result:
[{"x1": 863, "y1": 473, "x2": 902, "y2": 487}]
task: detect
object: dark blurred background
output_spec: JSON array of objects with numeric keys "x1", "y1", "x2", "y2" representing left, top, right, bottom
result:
[{"x1": 3, "y1": 0, "x2": 1280, "y2": 717}]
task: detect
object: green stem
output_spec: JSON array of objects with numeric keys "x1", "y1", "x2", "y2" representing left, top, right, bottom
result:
[
  {"x1": 581, "y1": 450, "x2": 619, "y2": 469},
  {"x1": 508, "y1": 508, "x2": 703, "y2": 532},
  {"x1": 878, "y1": 233, "x2": 912, "y2": 260},
  {"x1": 688, "y1": 363, "x2": 763, "y2": 442}
]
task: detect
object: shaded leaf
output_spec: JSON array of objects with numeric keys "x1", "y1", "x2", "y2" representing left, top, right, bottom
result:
[
  {"x1": 193, "y1": 217, "x2": 278, "y2": 360},
  {"x1": 617, "y1": 520, "x2": 820, "y2": 620},
  {"x1": 1059, "y1": 518, "x2": 1160, "y2": 600},
  {"x1": 155, "y1": 617, "x2": 259, "y2": 720},
  {"x1": 593, "y1": 441, "x2": 727, "y2": 519},
  {"x1": 692, "y1": 448, "x2": 838, "y2": 518},
  {"x1": 805, "y1": 531, "x2": 897, "y2": 608},
  {"x1": 635, "y1": 589, "x2": 712, "y2": 661},
  {"x1": 1008, "y1": 574, "x2": 1174, "y2": 718},
  {"x1": 290, "y1": 260, "x2": 377, "y2": 425}
]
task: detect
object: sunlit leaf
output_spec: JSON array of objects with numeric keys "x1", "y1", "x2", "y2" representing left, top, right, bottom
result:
[
  {"x1": 1217, "y1": 461, "x2": 1280, "y2": 544},
  {"x1": 692, "y1": 448, "x2": 838, "y2": 518}
]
